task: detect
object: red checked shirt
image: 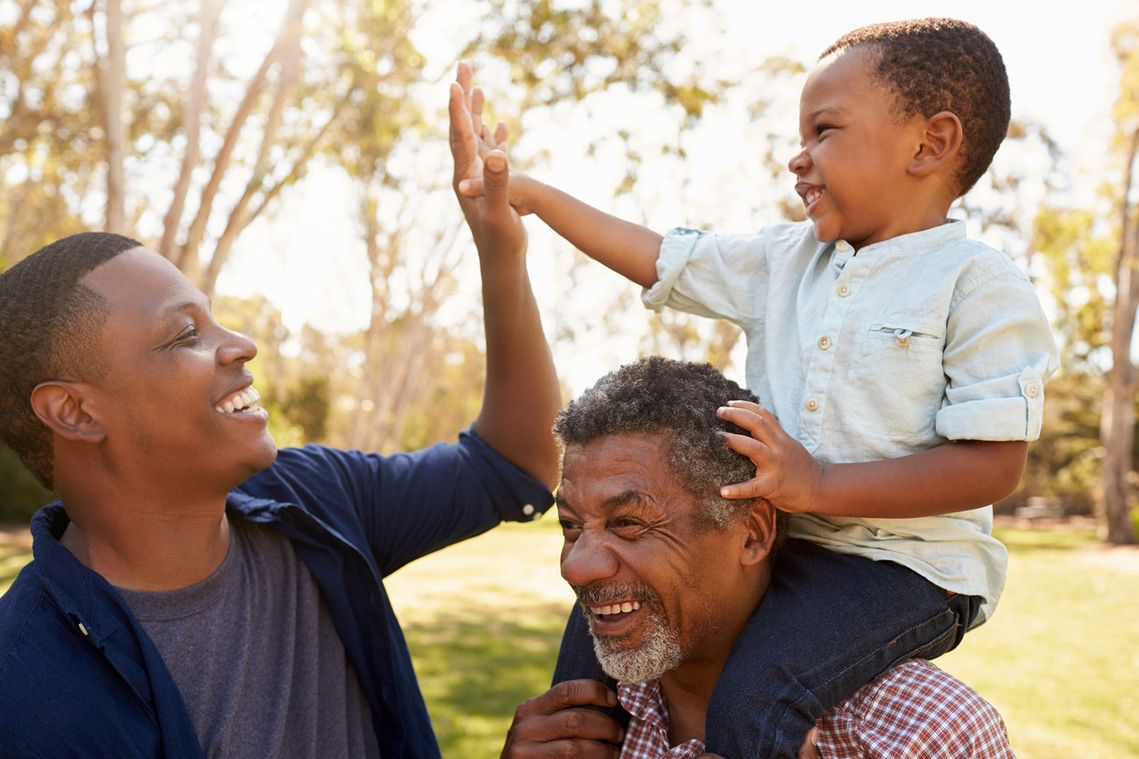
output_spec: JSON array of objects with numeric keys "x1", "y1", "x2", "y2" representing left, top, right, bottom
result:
[{"x1": 617, "y1": 659, "x2": 1014, "y2": 759}]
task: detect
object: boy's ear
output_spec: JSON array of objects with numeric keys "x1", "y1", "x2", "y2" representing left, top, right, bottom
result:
[
  {"x1": 740, "y1": 499, "x2": 778, "y2": 567},
  {"x1": 909, "y1": 111, "x2": 963, "y2": 179},
  {"x1": 30, "y1": 382, "x2": 107, "y2": 444}
]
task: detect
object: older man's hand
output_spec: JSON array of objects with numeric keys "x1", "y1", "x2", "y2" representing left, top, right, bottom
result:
[{"x1": 501, "y1": 679, "x2": 624, "y2": 759}]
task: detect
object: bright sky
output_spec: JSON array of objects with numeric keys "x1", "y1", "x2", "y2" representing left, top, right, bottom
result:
[{"x1": 219, "y1": 0, "x2": 1134, "y2": 393}]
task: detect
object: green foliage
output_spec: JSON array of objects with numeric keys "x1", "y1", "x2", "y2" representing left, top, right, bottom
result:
[
  {"x1": 0, "y1": 443, "x2": 53, "y2": 523},
  {"x1": 281, "y1": 376, "x2": 331, "y2": 442}
]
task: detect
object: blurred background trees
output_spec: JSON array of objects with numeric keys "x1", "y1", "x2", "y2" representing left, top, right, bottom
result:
[{"x1": 0, "y1": 0, "x2": 1136, "y2": 544}]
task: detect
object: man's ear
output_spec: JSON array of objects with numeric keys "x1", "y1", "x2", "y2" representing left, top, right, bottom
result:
[
  {"x1": 908, "y1": 111, "x2": 963, "y2": 179},
  {"x1": 740, "y1": 499, "x2": 778, "y2": 567},
  {"x1": 30, "y1": 382, "x2": 106, "y2": 444}
]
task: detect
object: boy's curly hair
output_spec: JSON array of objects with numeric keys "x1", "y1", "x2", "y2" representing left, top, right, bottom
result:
[
  {"x1": 0, "y1": 232, "x2": 141, "y2": 488},
  {"x1": 822, "y1": 17, "x2": 1010, "y2": 197},
  {"x1": 554, "y1": 355, "x2": 783, "y2": 538}
]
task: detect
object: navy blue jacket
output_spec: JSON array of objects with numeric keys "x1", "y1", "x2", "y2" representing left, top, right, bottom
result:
[{"x1": 0, "y1": 430, "x2": 553, "y2": 757}]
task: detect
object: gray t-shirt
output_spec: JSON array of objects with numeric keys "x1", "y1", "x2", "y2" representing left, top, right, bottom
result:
[{"x1": 117, "y1": 518, "x2": 380, "y2": 758}]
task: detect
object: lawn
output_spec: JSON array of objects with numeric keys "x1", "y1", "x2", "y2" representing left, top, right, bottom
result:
[{"x1": 3, "y1": 519, "x2": 1137, "y2": 758}]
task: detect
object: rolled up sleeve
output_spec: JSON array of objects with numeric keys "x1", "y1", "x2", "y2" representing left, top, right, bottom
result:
[
  {"x1": 642, "y1": 227, "x2": 769, "y2": 328},
  {"x1": 935, "y1": 268, "x2": 1058, "y2": 441}
]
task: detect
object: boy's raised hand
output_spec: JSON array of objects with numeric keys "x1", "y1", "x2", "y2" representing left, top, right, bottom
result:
[{"x1": 717, "y1": 400, "x2": 824, "y2": 514}]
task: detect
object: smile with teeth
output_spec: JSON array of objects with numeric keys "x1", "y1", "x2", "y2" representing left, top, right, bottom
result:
[
  {"x1": 216, "y1": 386, "x2": 261, "y2": 415},
  {"x1": 590, "y1": 600, "x2": 641, "y2": 616},
  {"x1": 802, "y1": 187, "x2": 824, "y2": 208}
]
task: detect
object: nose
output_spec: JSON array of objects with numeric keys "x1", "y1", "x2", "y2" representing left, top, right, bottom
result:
[
  {"x1": 788, "y1": 148, "x2": 810, "y2": 175},
  {"x1": 217, "y1": 327, "x2": 258, "y2": 365},
  {"x1": 560, "y1": 530, "x2": 619, "y2": 588}
]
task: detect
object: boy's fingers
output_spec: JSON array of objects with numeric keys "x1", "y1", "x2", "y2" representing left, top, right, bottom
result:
[
  {"x1": 720, "y1": 476, "x2": 766, "y2": 500},
  {"x1": 718, "y1": 406, "x2": 775, "y2": 444},
  {"x1": 494, "y1": 120, "x2": 509, "y2": 147},
  {"x1": 720, "y1": 430, "x2": 769, "y2": 461},
  {"x1": 726, "y1": 399, "x2": 764, "y2": 414},
  {"x1": 457, "y1": 177, "x2": 485, "y2": 197}
]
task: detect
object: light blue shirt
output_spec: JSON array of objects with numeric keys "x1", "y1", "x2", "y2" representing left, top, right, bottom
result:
[{"x1": 644, "y1": 220, "x2": 1058, "y2": 625}]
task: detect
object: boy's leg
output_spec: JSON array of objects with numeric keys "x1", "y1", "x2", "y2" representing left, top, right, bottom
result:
[{"x1": 704, "y1": 539, "x2": 979, "y2": 759}]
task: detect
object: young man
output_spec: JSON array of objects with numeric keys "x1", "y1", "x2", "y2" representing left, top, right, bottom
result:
[{"x1": 0, "y1": 89, "x2": 557, "y2": 757}]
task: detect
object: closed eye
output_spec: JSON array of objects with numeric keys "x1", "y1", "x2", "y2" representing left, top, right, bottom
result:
[
  {"x1": 609, "y1": 517, "x2": 647, "y2": 538},
  {"x1": 558, "y1": 519, "x2": 582, "y2": 540},
  {"x1": 173, "y1": 325, "x2": 200, "y2": 346}
]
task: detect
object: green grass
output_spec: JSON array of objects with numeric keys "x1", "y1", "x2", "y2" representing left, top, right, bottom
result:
[
  {"x1": 938, "y1": 526, "x2": 1139, "y2": 759},
  {"x1": 4, "y1": 521, "x2": 1137, "y2": 758},
  {"x1": 0, "y1": 529, "x2": 32, "y2": 595}
]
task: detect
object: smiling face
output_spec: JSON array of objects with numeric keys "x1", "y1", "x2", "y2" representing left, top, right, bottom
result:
[
  {"x1": 789, "y1": 45, "x2": 934, "y2": 250},
  {"x1": 77, "y1": 248, "x2": 276, "y2": 495},
  {"x1": 557, "y1": 432, "x2": 763, "y2": 684}
]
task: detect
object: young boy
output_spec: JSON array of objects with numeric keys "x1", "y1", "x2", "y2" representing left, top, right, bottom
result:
[{"x1": 456, "y1": 17, "x2": 1057, "y2": 759}]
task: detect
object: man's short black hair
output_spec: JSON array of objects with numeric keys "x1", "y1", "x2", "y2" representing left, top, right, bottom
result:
[
  {"x1": 0, "y1": 232, "x2": 142, "y2": 488},
  {"x1": 821, "y1": 17, "x2": 1010, "y2": 197},
  {"x1": 554, "y1": 356, "x2": 781, "y2": 535}
]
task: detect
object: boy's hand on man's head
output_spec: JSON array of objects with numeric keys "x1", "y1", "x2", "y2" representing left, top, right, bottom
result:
[{"x1": 716, "y1": 400, "x2": 824, "y2": 514}]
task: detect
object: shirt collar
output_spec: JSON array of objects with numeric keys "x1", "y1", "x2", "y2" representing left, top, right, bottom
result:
[
  {"x1": 837, "y1": 218, "x2": 966, "y2": 258},
  {"x1": 618, "y1": 679, "x2": 670, "y2": 732}
]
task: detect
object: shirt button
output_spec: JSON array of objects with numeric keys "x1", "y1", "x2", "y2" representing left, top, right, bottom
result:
[
  {"x1": 835, "y1": 240, "x2": 851, "y2": 253},
  {"x1": 805, "y1": 399, "x2": 819, "y2": 412},
  {"x1": 817, "y1": 336, "x2": 832, "y2": 350},
  {"x1": 522, "y1": 503, "x2": 535, "y2": 517},
  {"x1": 1025, "y1": 385, "x2": 1040, "y2": 398},
  {"x1": 837, "y1": 283, "x2": 851, "y2": 297}
]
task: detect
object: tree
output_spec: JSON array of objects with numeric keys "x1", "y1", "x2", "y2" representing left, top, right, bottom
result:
[{"x1": 1100, "y1": 21, "x2": 1139, "y2": 544}]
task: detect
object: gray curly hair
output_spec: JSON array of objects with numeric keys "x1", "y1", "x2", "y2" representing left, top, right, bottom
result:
[{"x1": 554, "y1": 356, "x2": 781, "y2": 534}]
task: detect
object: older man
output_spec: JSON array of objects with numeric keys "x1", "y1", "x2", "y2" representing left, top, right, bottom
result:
[
  {"x1": 502, "y1": 357, "x2": 1012, "y2": 759},
  {"x1": 0, "y1": 75, "x2": 555, "y2": 757}
]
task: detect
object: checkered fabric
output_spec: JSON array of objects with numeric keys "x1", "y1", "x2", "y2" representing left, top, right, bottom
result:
[
  {"x1": 617, "y1": 659, "x2": 1013, "y2": 758},
  {"x1": 618, "y1": 679, "x2": 706, "y2": 759},
  {"x1": 816, "y1": 659, "x2": 1014, "y2": 758}
]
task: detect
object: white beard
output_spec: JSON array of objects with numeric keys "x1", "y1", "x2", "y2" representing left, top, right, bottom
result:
[{"x1": 588, "y1": 603, "x2": 683, "y2": 684}]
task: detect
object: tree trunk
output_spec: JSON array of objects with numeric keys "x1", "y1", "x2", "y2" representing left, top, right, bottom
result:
[
  {"x1": 1101, "y1": 126, "x2": 1139, "y2": 545},
  {"x1": 158, "y1": 0, "x2": 224, "y2": 260},
  {"x1": 99, "y1": 0, "x2": 126, "y2": 233}
]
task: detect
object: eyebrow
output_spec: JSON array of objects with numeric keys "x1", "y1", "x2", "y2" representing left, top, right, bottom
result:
[
  {"x1": 155, "y1": 296, "x2": 212, "y2": 326},
  {"x1": 555, "y1": 489, "x2": 651, "y2": 514},
  {"x1": 807, "y1": 106, "x2": 845, "y2": 120}
]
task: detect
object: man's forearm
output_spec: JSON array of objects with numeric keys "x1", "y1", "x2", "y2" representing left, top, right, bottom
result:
[
  {"x1": 812, "y1": 440, "x2": 1028, "y2": 518},
  {"x1": 473, "y1": 256, "x2": 561, "y2": 488}
]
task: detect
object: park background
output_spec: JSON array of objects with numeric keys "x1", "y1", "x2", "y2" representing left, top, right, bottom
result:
[{"x1": 0, "y1": 0, "x2": 1137, "y2": 756}]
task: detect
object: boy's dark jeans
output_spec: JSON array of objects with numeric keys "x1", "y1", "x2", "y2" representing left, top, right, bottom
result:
[{"x1": 552, "y1": 538, "x2": 981, "y2": 758}]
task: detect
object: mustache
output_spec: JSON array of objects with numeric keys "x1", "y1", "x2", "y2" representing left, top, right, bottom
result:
[{"x1": 573, "y1": 581, "x2": 660, "y2": 607}]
